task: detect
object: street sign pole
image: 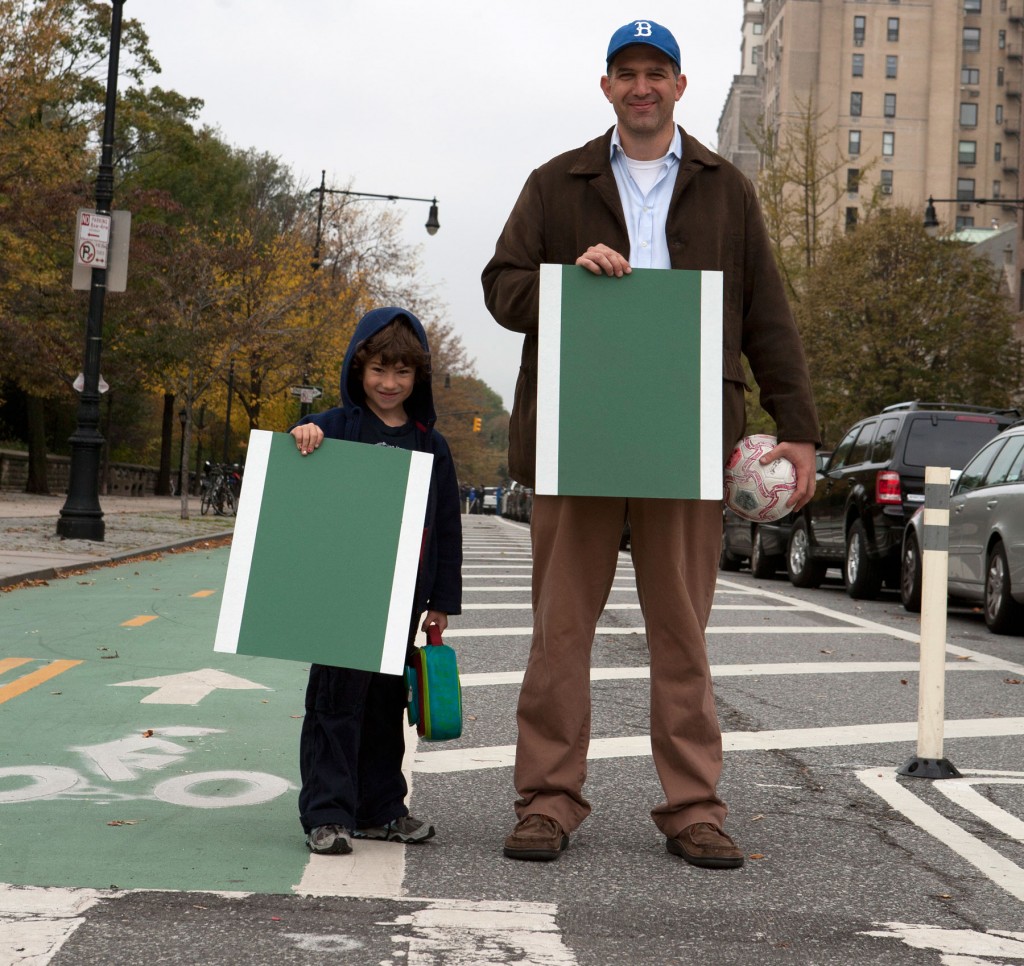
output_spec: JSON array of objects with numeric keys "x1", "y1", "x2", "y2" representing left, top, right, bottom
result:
[{"x1": 58, "y1": 0, "x2": 126, "y2": 542}]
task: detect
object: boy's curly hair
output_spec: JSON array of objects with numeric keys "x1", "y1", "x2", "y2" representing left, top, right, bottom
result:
[{"x1": 351, "y1": 316, "x2": 431, "y2": 383}]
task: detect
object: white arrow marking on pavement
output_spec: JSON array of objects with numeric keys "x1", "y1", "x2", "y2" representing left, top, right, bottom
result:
[{"x1": 111, "y1": 669, "x2": 270, "y2": 705}]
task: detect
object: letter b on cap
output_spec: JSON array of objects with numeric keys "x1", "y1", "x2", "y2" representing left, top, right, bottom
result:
[{"x1": 634, "y1": 21, "x2": 652, "y2": 36}]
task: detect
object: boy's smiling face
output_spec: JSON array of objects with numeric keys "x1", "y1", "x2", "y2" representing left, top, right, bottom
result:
[{"x1": 362, "y1": 353, "x2": 415, "y2": 425}]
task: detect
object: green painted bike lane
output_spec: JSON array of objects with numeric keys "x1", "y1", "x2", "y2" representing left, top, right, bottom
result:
[{"x1": 0, "y1": 545, "x2": 315, "y2": 894}]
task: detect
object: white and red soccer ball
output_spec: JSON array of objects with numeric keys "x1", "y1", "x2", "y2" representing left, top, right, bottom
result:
[{"x1": 724, "y1": 434, "x2": 797, "y2": 523}]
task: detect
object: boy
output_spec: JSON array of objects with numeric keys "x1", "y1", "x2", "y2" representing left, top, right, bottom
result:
[{"x1": 289, "y1": 307, "x2": 463, "y2": 855}]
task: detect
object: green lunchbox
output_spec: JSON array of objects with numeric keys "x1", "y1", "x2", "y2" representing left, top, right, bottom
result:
[{"x1": 405, "y1": 624, "x2": 463, "y2": 741}]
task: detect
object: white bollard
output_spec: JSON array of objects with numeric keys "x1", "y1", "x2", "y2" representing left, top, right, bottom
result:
[{"x1": 898, "y1": 465, "x2": 961, "y2": 779}]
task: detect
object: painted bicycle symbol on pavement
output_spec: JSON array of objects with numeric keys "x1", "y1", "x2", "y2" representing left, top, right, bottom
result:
[{"x1": 0, "y1": 727, "x2": 293, "y2": 809}]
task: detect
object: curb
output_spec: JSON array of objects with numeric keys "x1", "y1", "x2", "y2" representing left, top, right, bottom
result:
[{"x1": 0, "y1": 531, "x2": 233, "y2": 590}]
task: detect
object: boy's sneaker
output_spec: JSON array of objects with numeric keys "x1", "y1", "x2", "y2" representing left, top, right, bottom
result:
[
  {"x1": 352, "y1": 815, "x2": 435, "y2": 844},
  {"x1": 305, "y1": 824, "x2": 353, "y2": 855}
]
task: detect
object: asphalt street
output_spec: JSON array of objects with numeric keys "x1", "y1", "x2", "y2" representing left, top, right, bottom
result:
[{"x1": 2, "y1": 513, "x2": 1024, "y2": 965}]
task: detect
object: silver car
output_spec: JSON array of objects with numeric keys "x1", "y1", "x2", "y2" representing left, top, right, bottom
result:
[{"x1": 900, "y1": 422, "x2": 1024, "y2": 634}]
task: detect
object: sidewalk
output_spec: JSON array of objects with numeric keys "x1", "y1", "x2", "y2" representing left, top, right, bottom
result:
[{"x1": 0, "y1": 492, "x2": 235, "y2": 587}]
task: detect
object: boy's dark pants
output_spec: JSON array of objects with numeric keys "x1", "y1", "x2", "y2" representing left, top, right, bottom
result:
[{"x1": 298, "y1": 659, "x2": 410, "y2": 833}]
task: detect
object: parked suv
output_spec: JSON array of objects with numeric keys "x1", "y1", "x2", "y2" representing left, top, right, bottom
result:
[{"x1": 787, "y1": 402, "x2": 1020, "y2": 599}]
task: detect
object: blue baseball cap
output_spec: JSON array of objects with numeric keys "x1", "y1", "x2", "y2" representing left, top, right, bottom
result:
[{"x1": 606, "y1": 20, "x2": 680, "y2": 71}]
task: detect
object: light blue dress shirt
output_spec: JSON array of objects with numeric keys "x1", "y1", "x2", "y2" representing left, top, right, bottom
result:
[{"x1": 609, "y1": 126, "x2": 682, "y2": 270}]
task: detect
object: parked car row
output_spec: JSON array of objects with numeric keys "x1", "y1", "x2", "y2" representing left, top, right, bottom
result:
[
  {"x1": 502, "y1": 482, "x2": 534, "y2": 523},
  {"x1": 720, "y1": 401, "x2": 1024, "y2": 637}
]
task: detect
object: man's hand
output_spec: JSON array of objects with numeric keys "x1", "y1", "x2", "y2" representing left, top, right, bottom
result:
[
  {"x1": 576, "y1": 244, "x2": 631, "y2": 277},
  {"x1": 763, "y1": 440, "x2": 817, "y2": 511},
  {"x1": 290, "y1": 423, "x2": 324, "y2": 456}
]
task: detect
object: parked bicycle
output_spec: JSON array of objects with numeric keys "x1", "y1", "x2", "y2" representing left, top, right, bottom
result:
[{"x1": 200, "y1": 462, "x2": 242, "y2": 516}]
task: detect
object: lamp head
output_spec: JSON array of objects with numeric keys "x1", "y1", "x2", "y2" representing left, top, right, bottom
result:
[
  {"x1": 923, "y1": 196, "x2": 939, "y2": 233},
  {"x1": 425, "y1": 200, "x2": 440, "y2": 236}
]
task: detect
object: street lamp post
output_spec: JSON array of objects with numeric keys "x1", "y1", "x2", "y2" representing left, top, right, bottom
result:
[
  {"x1": 177, "y1": 407, "x2": 187, "y2": 491},
  {"x1": 222, "y1": 360, "x2": 235, "y2": 465},
  {"x1": 57, "y1": 0, "x2": 126, "y2": 542},
  {"x1": 309, "y1": 170, "x2": 439, "y2": 271},
  {"x1": 923, "y1": 195, "x2": 1024, "y2": 233}
]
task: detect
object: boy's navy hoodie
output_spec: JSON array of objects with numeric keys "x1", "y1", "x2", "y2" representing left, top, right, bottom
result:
[{"x1": 294, "y1": 307, "x2": 462, "y2": 618}]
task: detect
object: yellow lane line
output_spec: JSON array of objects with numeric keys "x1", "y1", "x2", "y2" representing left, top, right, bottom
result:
[
  {"x1": 121, "y1": 615, "x2": 158, "y2": 627},
  {"x1": 0, "y1": 660, "x2": 83, "y2": 705},
  {"x1": 0, "y1": 658, "x2": 33, "y2": 676}
]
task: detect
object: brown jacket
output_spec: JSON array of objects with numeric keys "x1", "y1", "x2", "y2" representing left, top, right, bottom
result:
[{"x1": 482, "y1": 126, "x2": 820, "y2": 488}]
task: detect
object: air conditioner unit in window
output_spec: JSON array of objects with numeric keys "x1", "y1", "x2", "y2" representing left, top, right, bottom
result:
[
  {"x1": 881, "y1": 185, "x2": 893, "y2": 194},
  {"x1": 959, "y1": 203, "x2": 973, "y2": 211}
]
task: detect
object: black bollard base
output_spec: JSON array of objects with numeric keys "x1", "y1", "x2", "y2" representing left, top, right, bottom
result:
[{"x1": 897, "y1": 756, "x2": 962, "y2": 780}]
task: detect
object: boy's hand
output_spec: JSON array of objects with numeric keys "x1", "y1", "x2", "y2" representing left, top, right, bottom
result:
[
  {"x1": 422, "y1": 611, "x2": 448, "y2": 634},
  {"x1": 290, "y1": 424, "x2": 323, "y2": 456}
]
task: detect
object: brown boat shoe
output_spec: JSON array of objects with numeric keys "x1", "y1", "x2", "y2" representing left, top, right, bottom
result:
[
  {"x1": 503, "y1": 814, "x2": 569, "y2": 861},
  {"x1": 666, "y1": 822, "x2": 745, "y2": 869}
]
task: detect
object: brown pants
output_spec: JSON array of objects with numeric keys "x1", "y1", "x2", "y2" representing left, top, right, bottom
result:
[{"x1": 514, "y1": 494, "x2": 727, "y2": 838}]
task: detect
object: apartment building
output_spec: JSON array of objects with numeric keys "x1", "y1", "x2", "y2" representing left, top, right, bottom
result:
[
  {"x1": 719, "y1": 0, "x2": 1024, "y2": 237},
  {"x1": 717, "y1": 1, "x2": 767, "y2": 181}
]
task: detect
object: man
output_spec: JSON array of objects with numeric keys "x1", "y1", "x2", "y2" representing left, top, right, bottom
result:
[{"x1": 482, "y1": 20, "x2": 819, "y2": 868}]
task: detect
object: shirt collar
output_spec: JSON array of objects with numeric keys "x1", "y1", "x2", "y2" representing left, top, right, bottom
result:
[{"x1": 610, "y1": 125, "x2": 683, "y2": 163}]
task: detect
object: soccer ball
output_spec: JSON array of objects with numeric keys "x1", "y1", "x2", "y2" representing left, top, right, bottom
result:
[{"x1": 724, "y1": 434, "x2": 797, "y2": 523}]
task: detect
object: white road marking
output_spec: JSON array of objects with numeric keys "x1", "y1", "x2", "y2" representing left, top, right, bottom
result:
[
  {"x1": 858, "y1": 769, "x2": 1024, "y2": 904},
  {"x1": 412, "y1": 718, "x2": 1024, "y2": 774},
  {"x1": 459, "y1": 602, "x2": 802, "y2": 611},
  {"x1": 935, "y1": 776, "x2": 1024, "y2": 840},
  {"x1": 861, "y1": 922, "x2": 1024, "y2": 959},
  {"x1": 387, "y1": 898, "x2": 577, "y2": 965},
  {"x1": 111, "y1": 669, "x2": 269, "y2": 705},
  {"x1": 445, "y1": 625, "x2": 896, "y2": 637},
  {"x1": 0, "y1": 884, "x2": 110, "y2": 966},
  {"x1": 459, "y1": 661, "x2": 990, "y2": 688}
]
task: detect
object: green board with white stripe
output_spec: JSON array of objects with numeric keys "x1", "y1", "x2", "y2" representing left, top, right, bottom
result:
[
  {"x1": 536, "y1": 264, "x2": 723, "y2": 499},
  {"x1": 214, "y1": 430, "x2": 432, "y2": 675}
]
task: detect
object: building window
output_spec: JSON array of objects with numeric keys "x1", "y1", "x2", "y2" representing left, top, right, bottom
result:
[
  {"x1": 887, "y1": 55, "x2": 899, "y2": 78},
  {"x1": 753, "y1": 22, "x2": 763, "y2": 34},
  {"x1": 752, "y1": 45, "x2": 762, "y2": 65},
  {"x1": 847, "y1": 168, "x2": 860, "y2": 193},
  {"x1": 956, "y1": 215, "x2": 976, "y2": 230},
  {"x1": 849, "y1": 130, "x2": 862, "y2": 155},
  {"x1": 883, "y1": 131, "x2": 895, "y2": 156},
  {"x1": 994, "y1": 179, "x2": 1002, "y2": 197},
  {"x1": 959, "y1": 140, "x2": 978, "y2": 163},
  {"x1": 996, "y1": 104, "x2": 1004, "y2": 123},
  {"x1": 957, "y1": 177, "x2": 976, "y2": 200},
  {"x1": 995, "y1": 141, "x2": 1003, "y2": 161},
  {"x1": 880, "y1": 170, "x2": 894, "y2": 194},
  {"x1": 854, "y1": 15, "x2": 866, "y2": 46},
  {"x1": 963, "y1": 27, "x2": 981, "y2": 51},
  {"x1": 887, "y1": 17, "x2": 900, "y2": 41},
  {"x1": 999, "y1": 29, "x2": 1007, "y2": 49},
  {"x1": 851, "y1": 91, "x2": 863, "y2": 116},
  {"x1": 965, "y1": 0, "x2": 981, "y2": 11},
  {"x1": 846, "y1": 207, "x2": 859, "y2": 231},
  {"x1": 853, "y1": 53, "x2": 864, "y2": 77},
  {"x1": 961, "y1": 66, "x2": 980, "y2": 84},
  {"x1": 960, "y1": 102, "x2": 979, "y2": 126},
  {"x1": 998, "y1": 67, "x2": 1005, "y2": 86},
  {"x1": 884, "y1": 93, "x2": 897, "y2": 117}
]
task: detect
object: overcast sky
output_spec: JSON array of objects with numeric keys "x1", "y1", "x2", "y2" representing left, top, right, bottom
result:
[{"x1": 134, "y1": 1, "x2": 746, "y2": 408}]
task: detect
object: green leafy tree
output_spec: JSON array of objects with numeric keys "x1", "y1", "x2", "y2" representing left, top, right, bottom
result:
[{"x1": 795, "y1": 209, "x2": 1018, "y2": 443}]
